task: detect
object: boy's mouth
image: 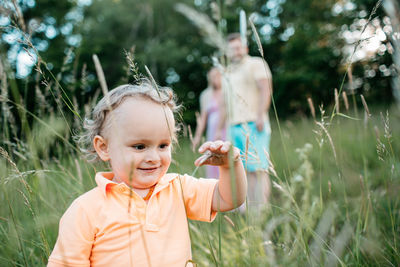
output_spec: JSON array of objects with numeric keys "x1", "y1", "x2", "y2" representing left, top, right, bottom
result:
[{"x1": 138, "y1": 167, "x2": 159, "y2": 173}]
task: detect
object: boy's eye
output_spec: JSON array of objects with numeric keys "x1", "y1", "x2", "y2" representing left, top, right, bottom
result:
[
  {"x1": 159, "y1": 143, "x2": 170, "y2": 149},
  {"x1": 132, "y1": 144, "x2": 145, "y2": 150}
]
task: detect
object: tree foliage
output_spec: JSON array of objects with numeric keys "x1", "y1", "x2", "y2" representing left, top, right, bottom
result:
[{"x1": 0, "y1": 0, "x2": 395, "y2": 127}]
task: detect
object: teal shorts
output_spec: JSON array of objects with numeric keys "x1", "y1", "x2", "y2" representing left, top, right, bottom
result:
[{"x1": 230, "y1": 121, "x2": 271, "y2": 172}]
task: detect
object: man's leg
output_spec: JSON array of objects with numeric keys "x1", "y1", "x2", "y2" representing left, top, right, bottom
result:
[{"x1": 247, "y1": 170, "x2": 270, "y2": 209}]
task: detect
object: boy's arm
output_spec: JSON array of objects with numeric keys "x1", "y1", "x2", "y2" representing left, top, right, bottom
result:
[
  {"x1": 48, "y1": 200, "x2": 94, "y2": 267},
  {"x1": 195, "y1": 141, "x2": 247, "y2": 212},
  {"x1": 213, "y1": 155, "x2": 247, "y2": 211}
]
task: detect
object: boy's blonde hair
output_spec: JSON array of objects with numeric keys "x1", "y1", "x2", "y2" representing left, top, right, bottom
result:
[{"x1": 78, "y1": 78, "x2": 180, "y2": 162}]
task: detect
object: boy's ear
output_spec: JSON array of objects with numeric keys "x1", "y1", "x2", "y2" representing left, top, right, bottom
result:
[{"x1": 93, "y1": 135, "x2": 110, "y2": 161}]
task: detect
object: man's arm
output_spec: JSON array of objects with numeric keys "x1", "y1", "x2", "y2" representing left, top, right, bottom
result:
[{"x1": 255, "y1": 77, "x2": 272, "y2": 131}]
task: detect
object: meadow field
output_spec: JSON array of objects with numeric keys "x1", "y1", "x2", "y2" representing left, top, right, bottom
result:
[
  {"x1": 0, "y1": 90, "x2": 399, "y2": 266},
  {"x1": 1, "y1": 1, "x2": 399, "y2": 266}
]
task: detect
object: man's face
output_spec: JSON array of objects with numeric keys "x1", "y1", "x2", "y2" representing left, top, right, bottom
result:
[{"x1": 227, "y1": 38, "x2": 248, "y2": 63}]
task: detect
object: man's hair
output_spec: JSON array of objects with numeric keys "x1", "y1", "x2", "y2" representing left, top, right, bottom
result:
[
  {"x1": 227, "y1": 32, "x2": 242, "y2": 42},
  {"x1": 77, "y1": 78, "x2": 181, "y2": 162}
]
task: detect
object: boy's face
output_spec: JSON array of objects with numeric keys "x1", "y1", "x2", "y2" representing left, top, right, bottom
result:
[{"x1": 98, "y1": 97, "x2": 174, "y2": 189}]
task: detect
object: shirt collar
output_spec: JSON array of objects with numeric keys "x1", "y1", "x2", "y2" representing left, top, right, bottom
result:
[
  {"x1": 95, "y1": 172, "x2": 180, "y2": 197},
  {"x1": 95, "y1": 172, "x2": 120, "y2": 197}
]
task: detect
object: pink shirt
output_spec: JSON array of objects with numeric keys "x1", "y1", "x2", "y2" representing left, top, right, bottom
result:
[{"x1": 48, "y1": 172, "x2": 217, "y2": 267}]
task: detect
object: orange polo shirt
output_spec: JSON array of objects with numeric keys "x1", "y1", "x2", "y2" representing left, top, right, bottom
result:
[{"x1": 48, "y1": 172, "x2": 218, "y2": 267}]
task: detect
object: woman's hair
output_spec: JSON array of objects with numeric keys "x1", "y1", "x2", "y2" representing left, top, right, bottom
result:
[{"x1": 77, "y1": 78, "x2": 181, "y2": 162}]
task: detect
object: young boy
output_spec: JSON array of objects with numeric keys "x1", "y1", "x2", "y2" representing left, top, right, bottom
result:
[{"x1": 47, "y1": 79, "x2": 247, "y2": 266}]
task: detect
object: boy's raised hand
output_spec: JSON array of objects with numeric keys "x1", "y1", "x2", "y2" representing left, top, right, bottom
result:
[{"x1": 194, "y1": 140, "x2": 240, "y2": 168}]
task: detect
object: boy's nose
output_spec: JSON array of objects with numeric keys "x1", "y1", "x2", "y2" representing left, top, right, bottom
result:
[{"x1": 145, "y1": 148, "x2": 160, "y2": 162}]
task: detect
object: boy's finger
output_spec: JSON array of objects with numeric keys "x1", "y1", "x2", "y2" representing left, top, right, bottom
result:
[
  {"x1": 194, "y1": 153, "x2": 211, "y2": 166},
  {"x1": 198, "y1": 141, "x2": 213, "y2": 153},
  {"x1": 210, "y1": 140, "x2": 224, "y2": 151},
  {"x1": 220, "y1": 141, "x2": 231, "y2": 153},
  {"x1": 233, "y1": 147, "x2": 241, "y2": 160}
]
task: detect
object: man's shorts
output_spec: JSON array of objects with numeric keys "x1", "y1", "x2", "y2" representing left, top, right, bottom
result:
[{"x1": 230, "y1": 121, "x2": 271, "y2": 172}]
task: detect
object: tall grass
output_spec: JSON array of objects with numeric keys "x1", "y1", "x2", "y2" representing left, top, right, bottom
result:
[
  {"x1": 180, "y1": 106, "x2": 400, "y2": 266},
  {"x1": 0, "y1": 62, "x2": 399, "y2": 266},
  {"x1": 1, "y1": 1, "x2": 399, "y2": 266}
]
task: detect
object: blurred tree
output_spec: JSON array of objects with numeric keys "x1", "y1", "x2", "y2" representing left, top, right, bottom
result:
[
  {"x1": 1, "y1": 0, "x2": 395, "y2": 129},
  {"x1": 75, "y1": 0, "x2": 218, "y2": 123},
  {"x1": 245, "y1": 0, "x2": 393, "y2": 116},
  {"x1": 0, "y1": 0, "x2": 79, "y2": 143}
]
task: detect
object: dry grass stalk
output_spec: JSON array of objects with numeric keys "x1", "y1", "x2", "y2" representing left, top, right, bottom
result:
[
  {"x1": 0, "y1": 146, "x2": 21, "y2": 175},
  {"x1": 272, "y1": 180, "x2": 284, "y2": 193},
  {"x1": 373, "y1": 125, "x2": 380, "y2": 139},
  {"x1": 363, "y1": 111, "x2": 368, "y2": 128},
  {"x1": 310, "y1": 207, "x2": 335, "y2": 265},
  {"x1": 11, "y1": 0, "x2": 26, "y2": 32},
  {"x1": 80, "y1": 63, "x2": 88, "y2": 91},
  {"x1": 307, "y1": 97, "x2": 316, "y2": 120},
  {"x1": 188, "y1": 124, "x2": 194, "y2": 150},
  {"x1": 124, "y1": 46, "x2": 141, "y2": 82},
  {"x1": 35, "y1": 73, "x2": 46, "y2": 116},
  {"x1": 174, "y1": 3, "x2": 226, "y2": 52},
  {"x1": 245, "y1": 134, "x2": 249, "y2": 167},
  {"x1": 60, "y1": 48, "x2": 73, "y2": 73},
  {"x1": 182, "y1": 124, "x2": 188, "y2": 138},
  {"x1": 249, "y1": 18, "x2": 264, "y2": 58},
  {"x1": 0, "y1": 58, "x2": 8, "y2": 97},
  {"x1": 376, "y1": 139, "x2": 387, "y2": 161},
  {"x1": 316, "y1": 121, "x2": 337, "y2": 162},
  {"x1": 360, "y1": 94, "x2": 371, "y2": 117},
  {"x1": 347, "y1": 66, "x2": 354, "y2": 94},
  {"x1": 92, "y1": 54, "x2": 109, "y2": 97},
  {"x1": 264, "y1": 149, "x2": 277, "y2": 177},
  {"x1": 223, "y1": 215, "x2": 235, "y2": 227},
  {"x1": 380, "y1": 111, "x2": 392, "y2": 140},
  {"x1": 334, "y1": 88, "x2": 340, "y2": 114},
  {"x1": 144, "y1": 65, "x2": 176, "y2": 149},
  {"x1": 326, "y1": 222, "x2": 353, "y2": 267},
  {"x1": 210, "y1": 2, "x2": 221, "y2": 21},
  {"x1": 72, "y1": 95, "x2": 80, "y2": 130},
  {"x1": 0, "y1": 58, "x2": 10, "y2": 128},
  {"x1": 342, "y1": 91, "x2": 349, "y2": 111}
]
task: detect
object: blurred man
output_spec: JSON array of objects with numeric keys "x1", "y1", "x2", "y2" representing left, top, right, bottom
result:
[{"x1": 224, "y1": 33, "x2": 273, "y2": 209}]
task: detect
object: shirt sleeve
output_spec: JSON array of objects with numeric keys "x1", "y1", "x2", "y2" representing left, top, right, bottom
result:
[
  {"x1": 180, "y1": 174, "x2": 218, "y2": 222},
  {"x1": 47, "y1": 198, "x2": 96, "y2": 267},
  {"x1": 252, "y1": 57, "x2": 272, "y2": 81}
]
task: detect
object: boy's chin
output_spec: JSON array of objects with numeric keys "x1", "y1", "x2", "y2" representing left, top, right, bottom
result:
[{"x1": 134, "y1": 178, "x2": 161, "y2": 189}]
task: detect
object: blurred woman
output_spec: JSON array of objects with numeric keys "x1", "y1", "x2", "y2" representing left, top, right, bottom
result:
[{"x1": 193, "y1": 67, "x2": 226, "y2": 178}]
